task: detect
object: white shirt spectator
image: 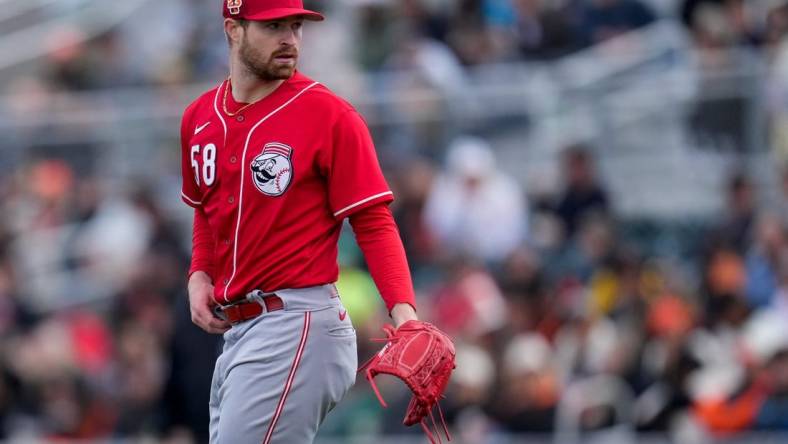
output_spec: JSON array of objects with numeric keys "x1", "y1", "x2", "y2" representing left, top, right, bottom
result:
[{"x1": 424, "y1": 136, "x2": 528, "y2": 263}]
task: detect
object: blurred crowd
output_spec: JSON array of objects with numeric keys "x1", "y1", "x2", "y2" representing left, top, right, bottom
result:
[
  {"x1": 378, "y1": 141, "x2": 788, "y2": 442},
  {"x1": 0, "y1": 162, "x2": 218, "y2": 441},
  {"x1": 1, "y1": 141, "x2": 787, "y2": 442},
  {"x1": 2, "y1": 0, "x2": 788, "y2": 443}
]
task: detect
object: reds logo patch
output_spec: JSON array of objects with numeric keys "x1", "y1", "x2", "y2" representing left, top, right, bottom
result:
[
  {"x1": 227, "y1": 0, "x2": 242, "y2": 15},
  {"x1": 251, "y1": 143, "x2": 293, "y2": 197}
]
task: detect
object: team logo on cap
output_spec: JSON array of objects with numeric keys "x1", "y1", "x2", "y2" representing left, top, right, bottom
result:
[
  {"x1": 227, "y1": 0, "x2": 242, "y2": 15},
  {"x1": 250, "y1": 142, "x2": 293, "y2": 197}
]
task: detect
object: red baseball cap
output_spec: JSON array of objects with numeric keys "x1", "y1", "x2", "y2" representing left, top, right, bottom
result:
[{"x1": 223, "y1": 0, "x2": 324, "y2": 22}]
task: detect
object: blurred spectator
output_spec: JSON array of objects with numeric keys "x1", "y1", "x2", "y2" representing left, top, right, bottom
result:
[
  {"x1": 755, "y1": 349, "x2": 788, "y2": 430},
  {"x1": 162, "y1": 302, "x2": 221, "y2": 443},
  {"x1": 552, "y1": 215, "x2": 616, "y2": 284},
  {"x1": 682, "y1": 0, "x2": 763, "y2": 48},
  {"x1": 635, "y1": 295, "x2": 699, "y2": 431},
  {"x1": 703, "y1": 245, "x2": 750, "y2": 328},
  {"x1": 685, "y1": 0, "x2": 760, "y2": 152},
  {"x1": 357, "y1": 4, "x2": 398, "y2": 72},
  {"x1": 705, "y1": 171, "x2": 757, "y2": 257},
  {"x1": 588, "y1": 250, "x2": 645, "y2": 320},
  {"x1": 552, "y1": 145, "x2": 611, "y2": 239},
  {"x1": 442, "y1": 343, "x2": 496, "y2": 440},
  {"x1": 692, "y1": 305, "x2": 788, "y2": 435},
  {"x1": 513, "y1": 0, "x2": 581, "y2": 59},
  {"x1": 579, "y1": 0, "x2": 657, "y2": 46},
  {"x1": 390, "y1": 159, "x2": 439, "y2": 272},
  {"x1": 44, "y1": 28, "x2": 95, "y2": 92},
  {"x1": 493, "y1": 333, "x2": 559, "y2": 433},
  {"x1": 429, "y1": 262, "x2": 509, "y2": 341},
  {"x1": 481, "y1": 0, "x2": 527, "y2": 60},
  {"x1": 424, "y1": 136, "x2": 528, "y2": 264},
  {"x1": 0, "y1": 245, "x2": 24, "y2": 338},
  {"x1": 399, "y1": 0, "x2": 453, "y2": 44},
  {"x1": 497, "y1": 246, "x2": 559, "y2": 337},
  {"x1": 744, "y1": 213, "x2": 786, "y2": 308},
  {"x1": 446, "y1": 1, "x2": 499, "y2": 65},
  {"x1": 113, "y1": 320, "x2": 167, "y2": 435}
]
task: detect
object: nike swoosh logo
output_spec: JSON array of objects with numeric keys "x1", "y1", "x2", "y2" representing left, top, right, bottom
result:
[
  {"x1": 194, "y1": 122, "x2": 211, "y2": 135},
  {"x1": 339, "y1": 310, "x2": 347, "y2": 321}
]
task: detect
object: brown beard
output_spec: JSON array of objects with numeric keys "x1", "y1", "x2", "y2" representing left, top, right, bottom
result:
[{"x1": 239, "y1": 36, "x2": 297, "y2": 81}]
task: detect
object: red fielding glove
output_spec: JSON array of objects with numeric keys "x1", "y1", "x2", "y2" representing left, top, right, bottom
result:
[{"x1": 359, "y1": 320, "x2": 456, "y2": 444}]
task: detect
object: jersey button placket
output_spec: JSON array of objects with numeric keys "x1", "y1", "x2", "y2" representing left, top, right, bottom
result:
[
  {"x1": 228, "y1": 196, "x2": 235, "y2": 204},
  {"x1": 236, "y1": 115, "x2": 245, "y2": 122},
  {"x1": 230, "y1": 156, "x2": 237, "y2": 164}
]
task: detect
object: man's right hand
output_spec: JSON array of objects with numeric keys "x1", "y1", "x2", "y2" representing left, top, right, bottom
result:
[{"x1": 188, "y1": 271, "x2": 231, "y2": 334}]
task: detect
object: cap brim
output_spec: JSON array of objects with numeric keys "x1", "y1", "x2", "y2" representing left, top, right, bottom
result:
[{"x1": 245, "y1": 8, "x2": 324, "y2": 22}]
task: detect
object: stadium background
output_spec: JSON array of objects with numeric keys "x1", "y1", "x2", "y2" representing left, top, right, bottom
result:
[{"x1": 1, "y1": 0, "x2": 788, "y2": 443}]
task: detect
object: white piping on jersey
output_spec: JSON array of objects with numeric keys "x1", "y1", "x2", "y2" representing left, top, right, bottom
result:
[
  {"x1": 181, "y1": 191, "x2": 202, "y2": 206},
  {"x1": 222, "y1": 81, "x2": 320, "y2": 303},
  {"x1": 333, "y1": 191, "x2": 394, "y2": 218},
  {"x1": 212, "y1": 83, "x2": 228, "y2": 143}
]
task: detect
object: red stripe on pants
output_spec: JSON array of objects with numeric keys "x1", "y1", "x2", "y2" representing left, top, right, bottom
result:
[{"x1": 262, "y1": 311, "x2": 311, "y2": 444}]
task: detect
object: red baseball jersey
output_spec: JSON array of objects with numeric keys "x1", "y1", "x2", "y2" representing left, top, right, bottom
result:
[{"x1": 180, "y1": 72, "x2": 393, "y2": 304}]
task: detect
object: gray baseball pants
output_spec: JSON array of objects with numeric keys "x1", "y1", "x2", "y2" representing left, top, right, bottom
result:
[{"x1": 208, "y1": 284, "x2": 357, "y2": 443}]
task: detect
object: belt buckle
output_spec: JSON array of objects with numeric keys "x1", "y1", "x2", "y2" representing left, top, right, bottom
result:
[
  {"x1": 212, "y1": 305, "x2": 229, "y2": 321},
  {"x1": 246, "y1": 289, "x2": 268, "y2": 314}
]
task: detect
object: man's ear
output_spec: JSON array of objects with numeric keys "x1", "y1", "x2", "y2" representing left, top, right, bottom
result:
[{"x1": 224, "y1": 18, "x2": 244, "y2": 47}]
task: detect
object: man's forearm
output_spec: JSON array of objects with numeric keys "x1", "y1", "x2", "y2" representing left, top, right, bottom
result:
[{"x1": 189, "y1": 270, "x2": 213, "y2": 289}]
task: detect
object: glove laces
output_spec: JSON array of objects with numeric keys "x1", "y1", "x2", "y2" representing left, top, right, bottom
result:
[{"x1": 416, "y1": 397, "x2": 451, "y2": 444}]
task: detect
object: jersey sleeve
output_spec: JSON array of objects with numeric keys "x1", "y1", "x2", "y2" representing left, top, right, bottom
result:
[
  {"x1": 348, "y1": 203, "x2": 416, "y2": 312},
  {"x1": 324, "y1": 109, "x2": 393, "y2": 220},
  {"x1": 180, "y1": 103, "x2": 203, "y2": 207},
  {"x1": 189, "y1": 207, "x2": 216, "y2": 279}
]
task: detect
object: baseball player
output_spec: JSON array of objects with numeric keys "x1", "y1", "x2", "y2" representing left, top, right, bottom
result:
[{"x1": 179, "y1": 1, "x2": 420, "y2": 443}]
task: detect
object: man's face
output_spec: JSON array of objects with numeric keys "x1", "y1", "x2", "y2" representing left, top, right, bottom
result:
[{"x1": 238, "y1": 17, "x2": 304, "y2": 81}]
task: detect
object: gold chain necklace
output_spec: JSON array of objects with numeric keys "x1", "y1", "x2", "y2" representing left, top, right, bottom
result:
[{"x1": 222, "y1": 77, "x2": 260, "y2": 117}]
